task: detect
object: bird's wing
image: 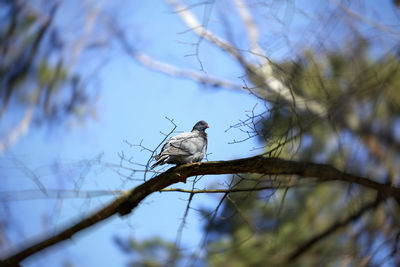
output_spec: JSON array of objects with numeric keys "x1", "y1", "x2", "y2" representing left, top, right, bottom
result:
[{"x1": 160, "y1": 132, "x2": 201, "y2": 156}]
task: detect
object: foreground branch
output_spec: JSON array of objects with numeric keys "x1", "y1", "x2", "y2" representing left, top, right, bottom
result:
[{"x1": 2, "y1": 155, "x2": 400, "y2": 266}]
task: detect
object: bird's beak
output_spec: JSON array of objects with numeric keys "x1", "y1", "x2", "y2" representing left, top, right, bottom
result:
[{"x1": 206, "y1": 124, "x2": 210, "y2": 128}]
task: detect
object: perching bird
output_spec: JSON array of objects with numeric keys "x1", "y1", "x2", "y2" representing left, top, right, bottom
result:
[{"x1": 151, "y1": 120, "x2": 209, "y2": 169}]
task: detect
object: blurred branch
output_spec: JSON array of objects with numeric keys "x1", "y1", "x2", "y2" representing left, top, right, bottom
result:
[
  {"x1": 68, "y1": 0, "x2": 105, "y2": 67},
  {"x1": 2, "y1": 155, "x2": 400, "y2": 266},
  {"x1": 0, "y1": 1, "x2": 105, "y2": 153},
  {"x1": 0, "y1": 189, "x2": 124, "y2": 201},
  {"x1": 233, "y1": 0, "x2": 265, "y2": 62},
  {"x1": 356, "y1": 122, "x2": 400, "y2": 154},
  {"x1": 114, "y1": 27, "x2": 242, "y2": 91},
  {"x1": 9, "y1": 155, "x2": 47, "y2": 195},
  {"x1": 170, "y1": 191, "x2": 194, "y2": 264},
  {"x1": 160, "y1": 183, "x2": 306, "y2": 194},
  {"x1": 167, "y1": 0, "x2": 328, "y2": 116},
  {"x1": 167, "y1": 0, "x2": 248, "y2": 66},
  {"x1": 227, "y1": 195, "x2": 259, "y2": 232},
  {"x1": 330, "y1": 0, "x2": 400, "y2": 39},
  {"x1": 135, "y1": 52, "x2": 242, "y2": 90},
  {"x1": 0, "y1": 105, "x2": 34, "y2": 153},
  {"x1": 0, "y1": 183, "x2": 308, "y2": 201},
  {"x1": 0, "y1": 3, "x2": 59, "y2": 120},
  {"x1": 288, "y1": 195, "x2": 383, "y2": 262}
]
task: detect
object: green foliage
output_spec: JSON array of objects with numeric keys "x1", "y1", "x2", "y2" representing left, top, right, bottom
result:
[
  {"x1": 206, "y1": 181, "x2": 379, "y2": 266},
  {"x1": 203, "y1": 40, "x2": 400, "y2": 266},
  {"x1": 114, "y1": 236, "x2": 182, "y2": 267},
  {"x1": 38, "y1": 60, "x2": 67, "y2": 88},
  {"x1": 0, "y1": 2, "x2": 97, "y2": 131}
]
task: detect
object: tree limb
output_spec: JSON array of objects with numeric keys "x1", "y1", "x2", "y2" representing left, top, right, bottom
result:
[
  {"x1": 1, "y1": 155, "x2": 399, "y2": 266},
  {"x1": 0, "y1": 105, "x2": 34, "y2": 154}
]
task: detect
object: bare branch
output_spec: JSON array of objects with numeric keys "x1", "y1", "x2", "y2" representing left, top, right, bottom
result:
[
  {"x1": 330, "y1": 0, "x2": 400, "y2": 39},
  {"x1": 160, "y1": 183, "x2": 307, "y2": 194},
  {"x1": 0, "y1": 105, "x2": 34, "y2": 154},
  {"x1": 0, "y1": 189, "x2": 124, "y2": 201},
  {"x1": 9, "y1": 156, "x2": 47, "y2": 196},
  {"x1": 233, "y1": 0, "x2": 265, "y2": 62},
  {"x1": 113, "y1": 26, "x2": 242, "y2": 91},
  {"x1": 0, "y1": 181, "x2": 310, "y2": 201},
  {"x1": 167, "y1": 0, "x2": 328, "y2": 117},
  {"x1": 227, "y1": 195, "x2": 259, "y2": 232},
  {"x1": 134, "y1": 52, "x2": 243, "y2": 90},
  {"x1": 167, "y1": 0, "x2": 249, "y2": 66},
  {"x1": 2, "y1": 155, "x2": 400, "y2": 266},
  {"x1": 170, "y1": 191, "x2": 194, "y2": 264},
  {"x1": 68, "y1": 0, "x2": 105, "y2": 67}
]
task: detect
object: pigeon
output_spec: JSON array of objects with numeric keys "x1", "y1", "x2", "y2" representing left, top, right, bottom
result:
[{"x1": 151, "y1": 120, "x2": 209, "y2": 168}]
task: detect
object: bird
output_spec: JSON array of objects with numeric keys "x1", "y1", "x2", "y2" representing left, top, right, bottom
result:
[{"x1": 151, "y1": 120, "x2": 209, "y2": 169}]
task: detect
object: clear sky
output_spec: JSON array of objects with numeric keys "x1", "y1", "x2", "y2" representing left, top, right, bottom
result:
[{"x1": 1, "y1": 0, "x2": 398, "y2": 266}]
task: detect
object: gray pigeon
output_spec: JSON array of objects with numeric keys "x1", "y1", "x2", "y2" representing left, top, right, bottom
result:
[{"x1": 151, "y1": 121, "x2": 209, "y2": 168}]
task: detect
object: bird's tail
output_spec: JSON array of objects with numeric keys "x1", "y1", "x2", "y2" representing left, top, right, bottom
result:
[
  {"x1": 150, "y1": 155, "x2": 164, "y2": 169},
  {"x1": 150, "y1": 161, "x2": 160, "y2": 169}
]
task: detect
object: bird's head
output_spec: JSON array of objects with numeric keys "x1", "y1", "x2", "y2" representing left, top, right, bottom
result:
[{"x1": 192, "y1": 120, "x2": 209, "y2": 132}]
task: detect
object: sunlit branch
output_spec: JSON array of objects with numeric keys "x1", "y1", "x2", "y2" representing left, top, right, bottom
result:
[
  {"x1": 0, "y1": 105, "x2": 34, "y2": 154},
  {"x1": 167, "y1": 0, "x2": 249, "y2": 66},
  {"x1": 233, "y1": 0, "x2": 265, "y2": 62},
  {"x1": 114, "y1": 26, "x2": 242, "y2": 91},
  {"x1": 167, "y1": 0, "x2": 328, "y2": 117}
]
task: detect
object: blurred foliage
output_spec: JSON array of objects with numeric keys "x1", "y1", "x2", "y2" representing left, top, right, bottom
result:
[
  {"x1": 203, "y1": 38, "x2": 400, "y2": 266},
  {"x1": 205, "y1": 180, "x2": 383, "y2": 266},
  {"x1": 265, "y1": 37, "x2": 400, "y2": 178},
  {"x1": 0, "y1": 1, "x2": 97, "y2": 138},
  {"x1": 114, "y1": 236, "x2": 184, "y2": 267}
]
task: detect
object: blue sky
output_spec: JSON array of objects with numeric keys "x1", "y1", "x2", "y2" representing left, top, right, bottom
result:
[
  {"x1": 1, "y1": 2, "x2": 263, "y2": 266},
  {"x1": 1, "y1": 0, "x2": 399, "y2": 266}
]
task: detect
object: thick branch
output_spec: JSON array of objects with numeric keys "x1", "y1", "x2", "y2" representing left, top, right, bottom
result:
[{"x1": 2, "y1": 155, "x2": 400, "y2": 266}]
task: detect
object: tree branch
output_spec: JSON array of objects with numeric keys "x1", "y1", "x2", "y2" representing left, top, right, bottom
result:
[
  {"x1": 113, "y1": 26, "x2": 243, "y2": 91},
  {"x1": 1, "y1": 155, "x2": 399, "y2": 266},
  {"x1": 0, "y1": 105, "x2": 34, "y2": 154},
  {"x1": 288, "y1": 195, "x2": 383, "y2": 262},
  {"x1": 167, "y1": 0, "x2": 328, "y2": 116},
  {"x1": 160, "y1": 183, "x2": 309, "y2": 194},
  {"x1": 233, "y1": 0, "x2": 265, "y2": 62}
]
